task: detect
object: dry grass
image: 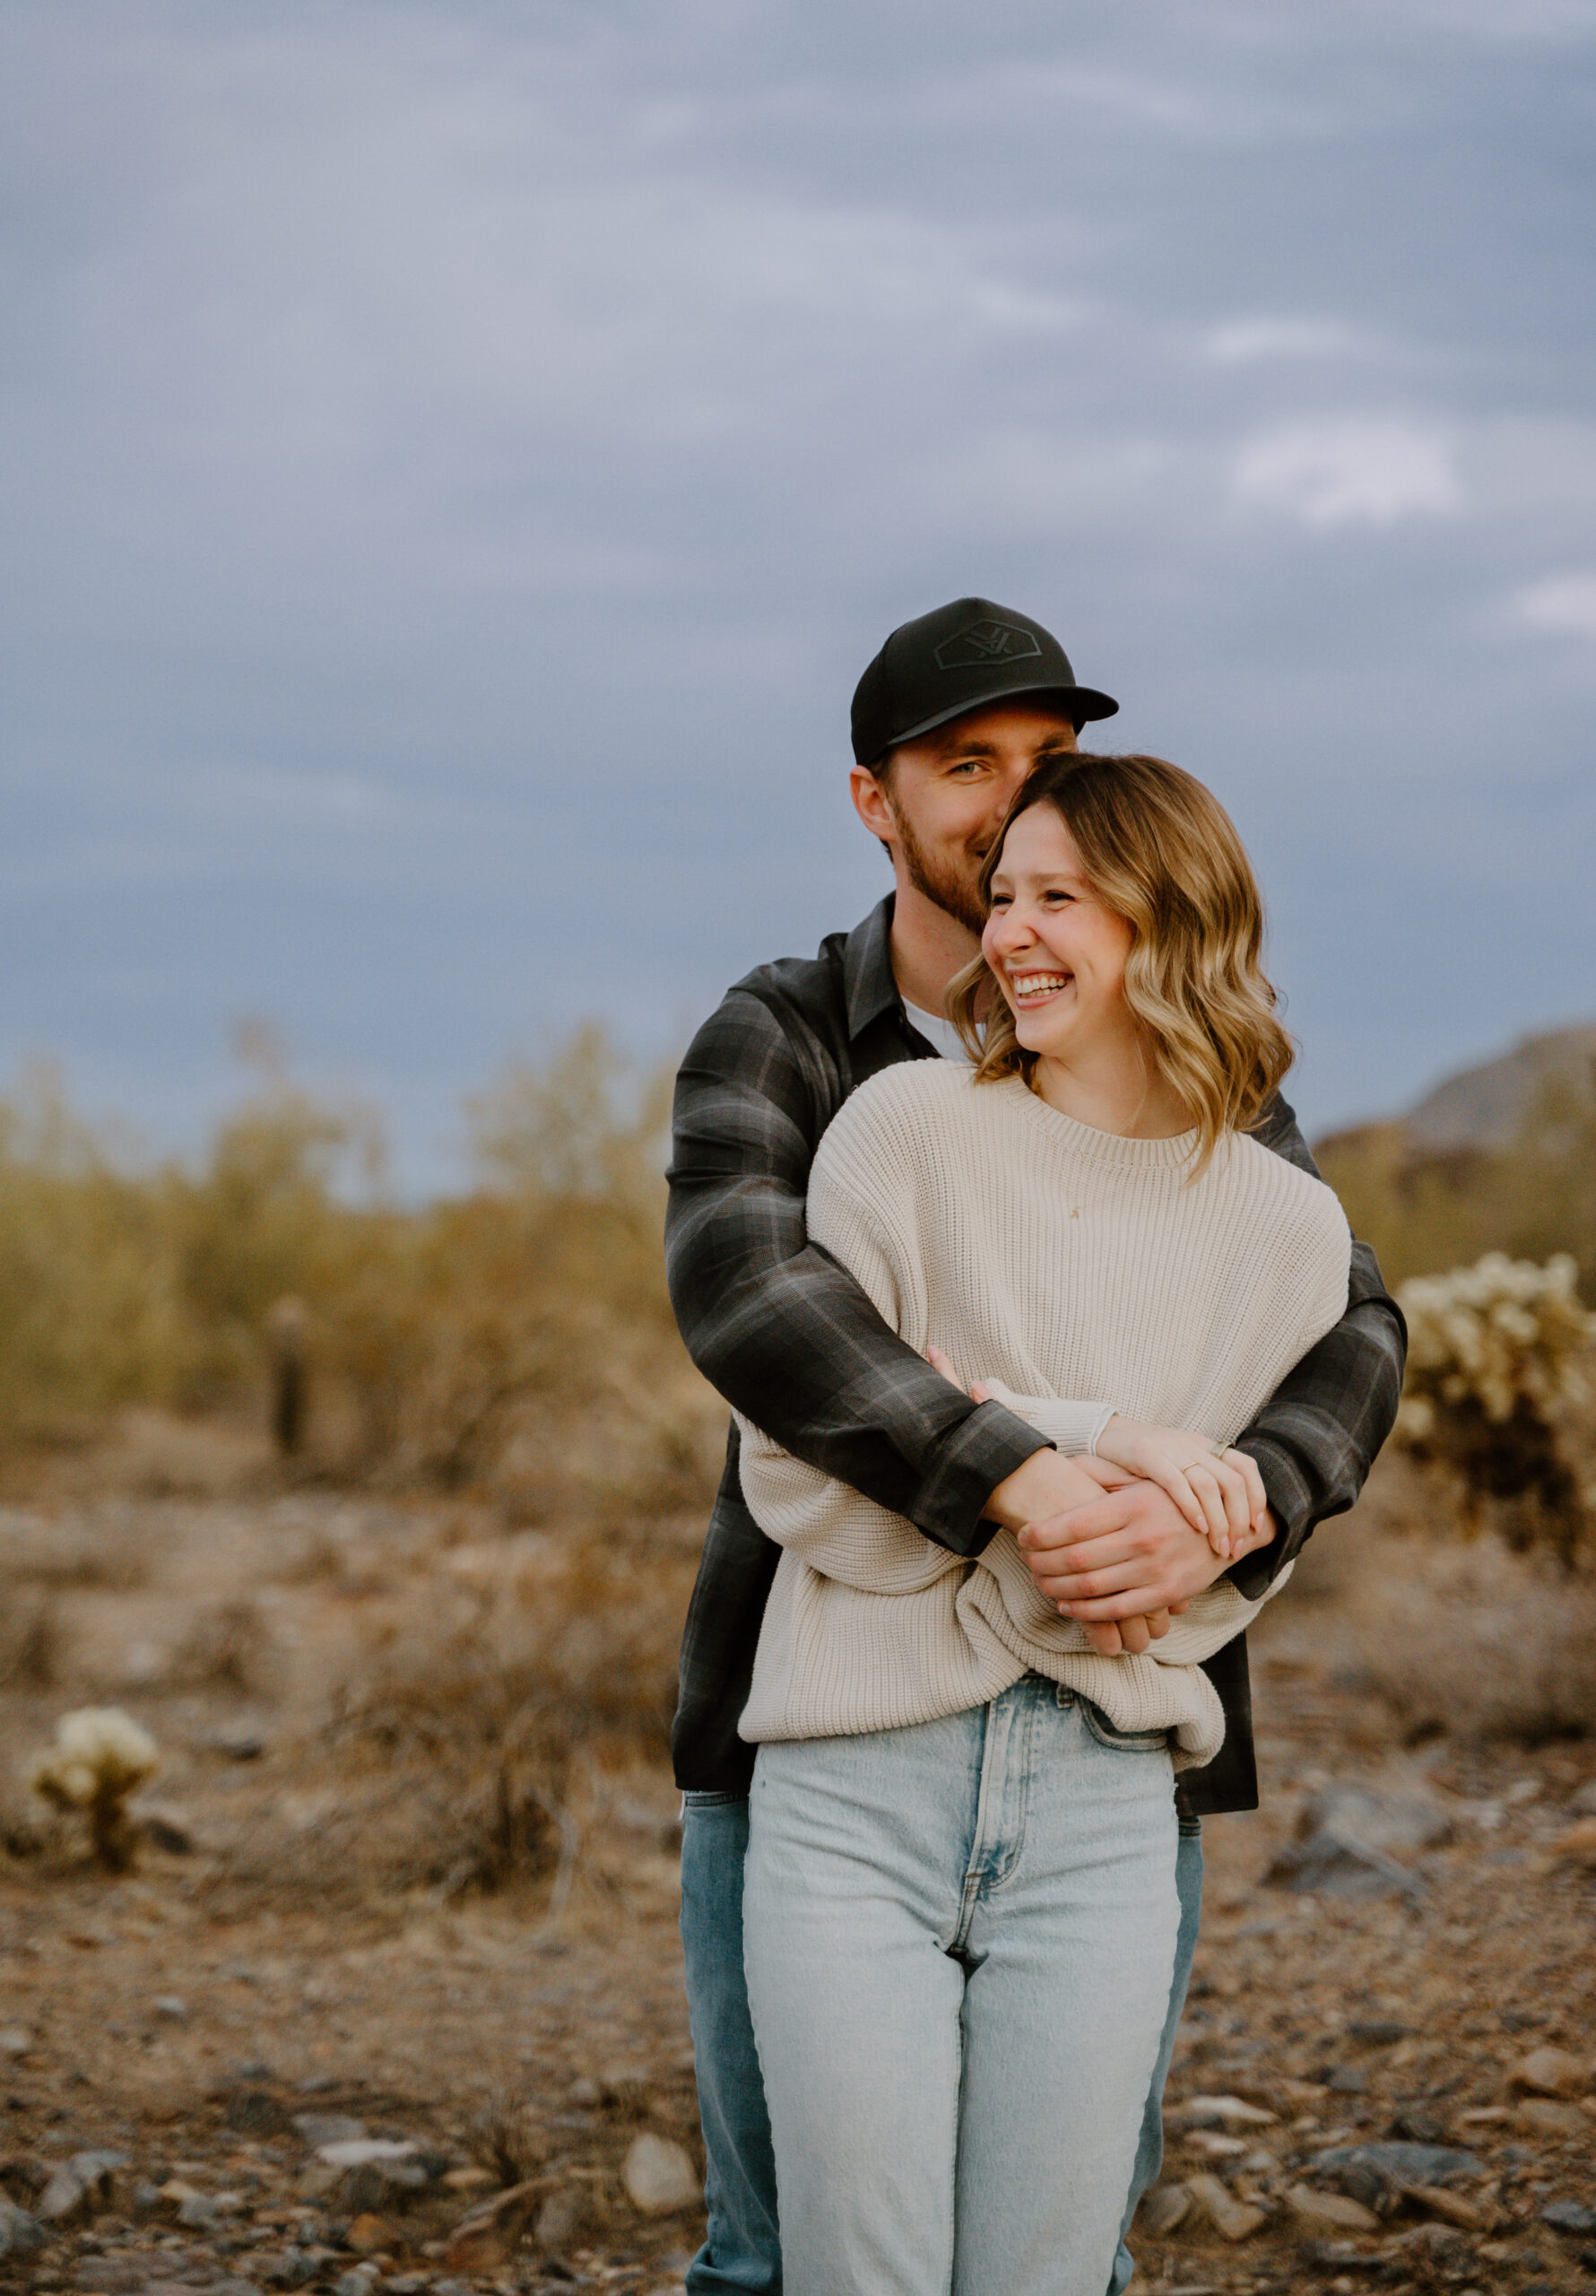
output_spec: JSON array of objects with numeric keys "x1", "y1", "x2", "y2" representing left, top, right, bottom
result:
[
  {"x1": 1346, "y1": 1534, "x2": 1596, "y2": 1745},
  {"x1": 0, "y1": 1591, "x2": 60, "y2": 1690},
  {"x1": 0, "y1": 1028, "x2": 716, "y2": 1522},
  {"x1": 1276, "y1": 1452, "x2": 1596, "y2": 1747}
]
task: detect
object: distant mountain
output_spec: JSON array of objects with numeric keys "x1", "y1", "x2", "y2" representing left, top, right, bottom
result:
[{"x1": 1385, "y1": 1024, "x2": 1596, "y2": 1154}]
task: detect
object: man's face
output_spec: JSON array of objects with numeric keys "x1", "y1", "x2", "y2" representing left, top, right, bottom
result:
[{"x1": 851, "y1": 702, "x2": 1080, "y2": 935}]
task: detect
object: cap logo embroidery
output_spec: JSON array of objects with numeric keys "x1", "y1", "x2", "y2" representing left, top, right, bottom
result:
[{"x1": 933, "y1": 618, "x2": 1044, "y2": 671}]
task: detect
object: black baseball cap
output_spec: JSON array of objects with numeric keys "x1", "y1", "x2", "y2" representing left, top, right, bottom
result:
[{"x1": 850, "y1": 596, "x2": 1118, "y2": 766}]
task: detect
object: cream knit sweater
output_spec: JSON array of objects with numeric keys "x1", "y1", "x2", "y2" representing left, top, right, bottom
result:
[{"x1": 735, "y1": 1065, "x2": 1351, "y2": 1770}]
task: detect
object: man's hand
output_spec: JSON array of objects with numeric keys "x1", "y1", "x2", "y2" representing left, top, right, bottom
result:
[
  {"x1": 1019, "y1": 1480, "x2": 1278, "y2": 1621},
  {"x1": 1093, "y1": 1416, "x2": 1268, "y2": 1558},
  {"x1": 983, "y1": 1444, "x2": 1170, "y2": 1658}
]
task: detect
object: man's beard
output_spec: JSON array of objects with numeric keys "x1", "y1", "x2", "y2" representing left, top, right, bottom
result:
[{"x1": 889, "y1": 804, "x2": 989, "y2": 937}]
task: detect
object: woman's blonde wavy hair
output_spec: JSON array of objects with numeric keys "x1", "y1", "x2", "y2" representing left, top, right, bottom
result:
[{"x1": 948, "y1": 752, "x2": 1294, "y2": 1175}]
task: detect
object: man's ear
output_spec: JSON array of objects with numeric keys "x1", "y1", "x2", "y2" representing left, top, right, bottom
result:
[{"x1": 849, "y1": 761, "x2": 897, "y2": 849}]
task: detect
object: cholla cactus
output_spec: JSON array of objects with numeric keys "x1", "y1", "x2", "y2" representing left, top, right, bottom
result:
[
  {"x1": 1396, "y1": 1252, "x2": 1596, "y2": 1561},
  {"x1": 29, "y1": 1707, "x2": 159, "y2": 1871}
]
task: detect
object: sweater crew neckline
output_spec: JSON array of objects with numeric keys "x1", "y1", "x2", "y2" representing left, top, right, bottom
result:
[{"x1": 993, "y1": 1074, "x2": 1202, "y2": 1170}]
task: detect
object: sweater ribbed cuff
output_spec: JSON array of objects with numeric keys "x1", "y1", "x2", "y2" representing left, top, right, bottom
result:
[
  {"x1": 908, "y1": 1399, "x2": 1051, "y2": 1560},
  {"x1": 978, "y1": 1382, "x2": 1117, "y2": 1458}
]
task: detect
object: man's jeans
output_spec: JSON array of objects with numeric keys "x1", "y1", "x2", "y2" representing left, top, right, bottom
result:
[{"x1": 681, "y1": 1696, "x2": 1203, "y2": 2296}]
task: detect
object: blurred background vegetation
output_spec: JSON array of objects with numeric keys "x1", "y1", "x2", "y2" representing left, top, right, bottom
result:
[
  {"x1": 0, "y1": 1024, "x2": 716, "y2": 1517},
  {"x1": 1315, "y1": 1039, "x2": 1596, "y2": 1298},
  {"x1": 5, "y1": 1024, "x2": 1595, "y2": 1474},
  {"x1": 4, "y1": 1021, "x2": 1596, "y2": 1888}
]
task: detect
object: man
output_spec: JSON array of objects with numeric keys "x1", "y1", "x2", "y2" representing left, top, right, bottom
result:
[{"x1": 665, "y1": 596, "x2": 1405, "y2": 2295}]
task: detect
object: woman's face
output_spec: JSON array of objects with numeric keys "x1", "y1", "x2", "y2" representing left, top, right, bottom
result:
[{"x1": 981, "y1": 804, "x2": 1137, "y2": 1069}]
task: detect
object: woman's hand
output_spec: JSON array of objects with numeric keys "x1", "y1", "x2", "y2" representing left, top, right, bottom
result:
[
  {"x1": 926, "y1": 1345, "x2": 992, "y2": 1404},
  {"x1": 930, "y1": 1351, "x2": 1179, "y2": 1654},
  {"x1": 1092, "y1": 1417, "x2": 1267, "y2": 1559}
]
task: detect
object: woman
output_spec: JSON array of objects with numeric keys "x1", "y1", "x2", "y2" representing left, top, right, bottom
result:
[{"x1": 732, "y1": 752, "x2": 1352, "y2": 2296}]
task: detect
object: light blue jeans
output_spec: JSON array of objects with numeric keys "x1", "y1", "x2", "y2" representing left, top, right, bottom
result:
[
  {"x1": 742, "y1": 1678, "x2": 1180, "y2": 2296},
  {"x1": 680, "y1": 1752, "x2": 1202, "y2": 2296}
]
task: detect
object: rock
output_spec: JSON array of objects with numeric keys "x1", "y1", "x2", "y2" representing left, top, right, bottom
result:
[
  {"x1": 39, "y1": 2152, "x2": 125, "y2": 2224},
  {"x1": 332, "y1": 2270, "x2": 379, "y2": 2296},
  {"x1": 1547, "y1": 1817, "x2": 1596, "y2": 1868},
  {"x1": 151, "y1": 1996, "x2": 188, "y2": 2022},
  {"x1": 1168, "y1": 2094, "x2": 1278, "y2": 2131},
  {"x1": 71, "y1": 2262, "x2": 150, "y2": 2292},
  {"x1": 1266, "y1": 1784, "x2": 1448, "y2": 1899},
  {"x1": 1392, "y1": 2107, "x2": 1446, "y2": 2144},
  {"x1": 1184, "y1": 2130, "x2": 1249, "y2": 2158},
  {"x1": 1387, "y1": 2220, "x2": 1473, "y2": 2270},
  {"x1": 225, "y1": 2091, "x2": 290, "y2": 2138},
  {"x1": 1543, "y1": 2199, "x2": 1596, "y2": 2233},
  {"x1": 0, "y1": 2195, "x2": 45, "y2": 2258},
  {"x1": 177, "y1": 2190, "x2": 220, "y2": 2228},
  {"x1": 1183, "y1": 2170, "x2": 1265, "y2": 2242},
  {"x1": 208, "y1": 1725, "x2": 267, "y2": 1761},
  {"x1": 1571, "y1": 1778, "x2": 1596, "y2": 1815},
  {"x1": 444, "y1": 2178, "x2": 542, "y2": 2271},
  {"x1": 0, "y1": 2028, "x2": 33, "y2": 2060},
  {"x1": 315, "y1": 2138, "x2": 420, "y2": 2169},
  {"x1": 346, "y1": 2213, "x2": 391, "y2": 2256},
  {"x1": 1349, "y1": 2021, "x2": 1412, "y2": 2047},
  {"x1": 1138, "y1": 2182, "x2": 1190, "y2": 2236},
  {"x1": 313, "y1": 2136, "x2": 428, "y2": 2213},
  {"x1": 341, "y1": 2159, "x2": 428, "y2": 2215},
  {"x1": 292, "y1": 2113, "x2": 365, "y2": 2148},
  {"x1": 1518, "y1": 2098, "x2": 1587, "y2": 2138},
  {"x1": 534, "y1": 2185, "x2": 592, "y2": 2248},
  {"x1": 262, "y1": 2249, "x2": 322, "y2": 2289},
  {"x1": 135, "y1": 1806, "x2": 195, "y2": 1857},
  {"x1": 1285, "y1": 2183, "x2": 1381, "y2": 2233},
  {"x1": 1323, "y1": 2065, "x2": 1368, "y2": 2094},
  {"x1": 1510, "y1": 2047, "x2": 1590, "y2": 2099},
  {"x1": 1313, "y1": 2139, "x2": 1481, "y2": 2211},
  {"x1": 1410, "y1": 2185, "x2": 1490, "y2": 2229},
  {"x1": 621, "y1": 2134, "x2": 698, "y2": 2216},
  {"x1": 442, "y1": 2165, "x2": 495, "y2": 2193}
]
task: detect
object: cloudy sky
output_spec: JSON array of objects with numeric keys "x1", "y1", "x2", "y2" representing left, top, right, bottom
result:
[{"x1": 4, "y1": 0, "x2": 1594, "y2": 1187}]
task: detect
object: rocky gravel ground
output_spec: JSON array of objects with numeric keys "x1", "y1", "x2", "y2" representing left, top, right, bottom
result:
[{"x1": 2, "y1": 1474, "x2": 1594, "y2": 2295}]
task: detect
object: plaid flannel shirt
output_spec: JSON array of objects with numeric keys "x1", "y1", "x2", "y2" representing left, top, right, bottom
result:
[{"x1": 665, "y1": 895, "x2": 1406, "y2": 1813}]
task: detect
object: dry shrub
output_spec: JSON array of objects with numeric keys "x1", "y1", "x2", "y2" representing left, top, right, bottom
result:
[
  {"x1": 324, "y1": 1526, "x2": 692, "y2": 1897},
  {"x1": 468, "y1": 2081, "x2": 560, "y2": 2187},
  {"x1": 170, "y1": 1598, "x2": 278, "y2": 1696},
  {"x1": 1337, "y1": 1526, "x2": 1596, "y2": 1745},
  {"x1": 0, "y1": 1026, "x2": 717, "y2": 1522},
  {"x1": 0, "y1": 1590, "x2": 61, "y2": 1689},
  {"x1": 0, "y1": 1508, "x2": 152, "y2": 1590}
]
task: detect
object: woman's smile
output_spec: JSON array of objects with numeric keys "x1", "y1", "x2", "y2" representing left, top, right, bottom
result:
[{"x1": 1007, "y1": 967, "x2": 1074, "y2": 1007}]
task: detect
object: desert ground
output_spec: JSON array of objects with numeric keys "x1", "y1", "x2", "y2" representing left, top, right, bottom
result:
[{"x1": 2, "y1": 1413, "x2": 1595, "y2": 2296}]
